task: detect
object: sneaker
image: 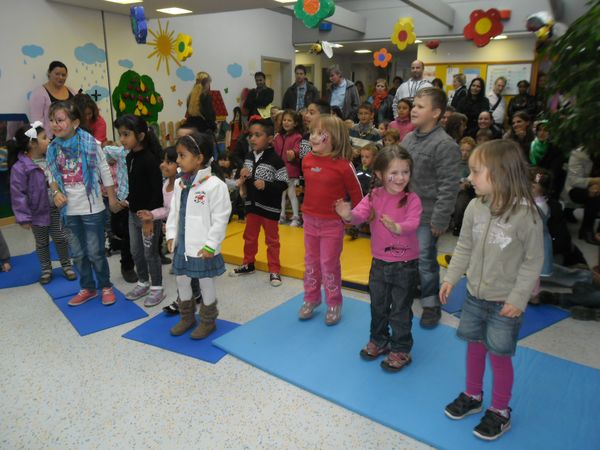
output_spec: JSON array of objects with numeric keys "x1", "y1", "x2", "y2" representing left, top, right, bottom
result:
[
  {"x1": 270, "y1": 273, "x2": 282, "y2": 287},
  {"x1": 163, "y1": 300, "x2": 179, "y2": 315},
  {"x1": 279, "y1": 215, "x2": 288, "y2": 224},
  {"x1": 420, "y1": 306, "x2": 441, "y2": 328},
  {"x1": 360, "y1": 341, "x2": 390, "y2": 360},
  {"x1": 298, "y1": 301, "x2": 320, "y2": 320},
  {"x1": 144, "y1": 288, "x2": 166, "y2": 307},
  {"x1": 445, "y1": 392, "x2": 483, "y2": 420},
  {"x1": 473, "y1": 408, "x2": 511, "y2": 441},
  {"x1": 39, "y1": 270, "x2": 53, "y2": 285},
  {"x1": 325, "y1": 304, "x2": 342, "y2": 326},
  {"x1": 101, "y1": 287, "x2": 116, "y2": 306},
  {"x1": 125, "y1": 283, "x2": 150, "y2": 300},
  {"x1": 121, "y1": 267, "x2": 138, "y2": 283},
  {"x1": 160, "y1": 255, "x2": 172, "y2": 265},
  {"x1": 68, "y1": 289, "x2": 97, "y2": 306},
  {"x1": 62, "y1": 267, "x2": 77, "y2": 281},
  {"x1": 290, "y1": 216, "x2": 302, "y2": 227},
  {"x1": 229, "y1": 263, "x2": 255, "y2": 277},
  {"x1": 380, "y1": 352, "x2": 412, "y2": 372}
]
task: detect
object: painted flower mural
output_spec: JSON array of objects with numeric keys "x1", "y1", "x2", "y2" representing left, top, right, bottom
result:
[
  {"x1": 373, "y1": 48, "x2": 392, "y2": 68},
  {"x1": 175, "y1": 33, "x2": 193, "y2": 61},
  {"x1": 463, "y1": 9, "x2": 504, "y2": 47},
  {"x1": 294, "y1": 0, "x2": 336, "y2": 28},
  {"x1": 390, "y1": 17, "x2": 416, "y2": 51}
]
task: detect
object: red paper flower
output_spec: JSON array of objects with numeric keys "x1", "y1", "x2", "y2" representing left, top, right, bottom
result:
[
  {"x1": 463, "y1": 9, "x2": 503, "y2": 47},
  {"x1": 373, "y1": 48, "x2": 392, "y2": 68}
]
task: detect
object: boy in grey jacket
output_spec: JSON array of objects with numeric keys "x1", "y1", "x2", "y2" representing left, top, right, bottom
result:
[{"x1": 401, "y1": 87, "x2": 461, "y2": 328}]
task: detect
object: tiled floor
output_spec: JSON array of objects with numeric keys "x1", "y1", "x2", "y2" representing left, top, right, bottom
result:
[{"x1": 1, "y1": 221, "x2": 599, "y2": 449}]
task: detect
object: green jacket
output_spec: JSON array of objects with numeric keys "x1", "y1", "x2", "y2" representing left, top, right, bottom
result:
[{"x1": 444, "y1": 197, "x2": 543, "y2": 311}]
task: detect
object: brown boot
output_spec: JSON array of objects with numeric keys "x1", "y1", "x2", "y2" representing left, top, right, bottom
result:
[
  {"x1": 191, "y1": 301, "x2": 218, "y2": 340},
  {"x1": 170, "y1": 300, "x2": 196, "y2": 336}
]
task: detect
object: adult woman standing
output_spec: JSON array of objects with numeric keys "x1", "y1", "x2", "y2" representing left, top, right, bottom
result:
[
  {"x1": 456, "y1": 77, "x2": 490, "y2": 137},
  {"x1": 29, "y1": 61, "x2": 76, "y2": 138},
  {"x1": 185, "y1": 71, "x2": 216, "y2": 133},
  {"x1": 367, "y1": 79, "x2": 394, "y2": 126},
  {"x1": 507, "y1": 80, "x2": 538, "y2": 122}
]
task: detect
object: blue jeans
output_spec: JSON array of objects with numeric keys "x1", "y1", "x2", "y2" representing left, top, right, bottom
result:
[
  {"x1": 128, "y1": 211, "x2": 162, "y2": 286},
  {"x1": 416, "y1": 224, "x2": 440, "y2": 308},
  {"x1": 65, "y1": 211, "x2": 111, "y2": 290},
  {"x1": 457, "y1": 293, "x2": 523, "y2": 356}
]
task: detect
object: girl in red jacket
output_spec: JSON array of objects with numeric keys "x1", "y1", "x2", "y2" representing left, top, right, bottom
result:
[
  {"x1": 299, "y1": 115, "x2": 363, "y2": 325},
  {"x1": 274, "y1": 110, "x2": 303, "y2": 227}
]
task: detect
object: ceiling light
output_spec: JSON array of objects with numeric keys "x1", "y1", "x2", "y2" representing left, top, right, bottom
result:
[
  {"x1": 330, "y1": 43, "x2": 344, "y2": 48},
  {"x1": 274, "y1": 0, "x2": 296, "y2": 3},
  {"x1": 104, "y1": 0, "x2": 142, "y2": 4},
  {"x1": 295, "y1": 49, "x2": 299, "y2": 53},
  {"x1": 156, "y1": 7, "x2": 192, "y2": 15},
  {"x1": 492, "y1": 35, "x2": 508, "y2": 40},
  {"x1": 415, "y1": 40, "x2": 423, "y2": 44},
  {"x1": 354, "y1": 49, "x2": 372, "y2": 54}
]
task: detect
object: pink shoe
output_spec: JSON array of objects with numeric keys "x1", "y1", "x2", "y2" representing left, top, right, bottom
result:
[{"x1": 68, "y1": 289, "x2": 97, "y2": 306}]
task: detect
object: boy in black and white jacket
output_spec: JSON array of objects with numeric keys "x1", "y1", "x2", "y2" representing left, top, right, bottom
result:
[{"x1": 230, "y1": 117, "x2": 288, "y2": 286}]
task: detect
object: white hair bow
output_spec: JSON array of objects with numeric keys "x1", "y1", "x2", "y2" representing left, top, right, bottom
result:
[{"x1": 24, "y1": 121, "x2": 44, "y2": 140}]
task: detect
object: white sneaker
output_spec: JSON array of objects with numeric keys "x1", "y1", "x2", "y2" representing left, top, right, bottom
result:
[
  {"x1": 290, "y1": 216, "x2": 302, "y2": 227},
  {"x1": 279, "y1": 215, "x2": 288, "y2": 224}
]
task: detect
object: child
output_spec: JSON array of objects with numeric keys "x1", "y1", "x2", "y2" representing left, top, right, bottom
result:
[
  {"x1": 349, "y1": 103, "x2": 381, "y2": 149},
  {"x1": 347, "y1": 144, "x2": 379, "y2": 240},
  {"x1": 401, "y1": 87, "x2": 461, "y2": 328},
  {"x1": 115, "y1": 114, "x2": 165, "y2": 307},
  {"x1": 336, "y1": 146, "x2": 422, "y2": 371},
  {"x1": 382, "y1": 129, "x2": 400, "y2": 147},
  {"x1": 377, "y1": 120, "x2": 389, "y2": 135},
  {"x1": 475, "y1": 128, "x2": 493, "y2": 145},
  {"x1": 389, "y1": 98, "x2": 415, "y2": 141},
  {"x1": 440, "y1": 140, "x2": 543, "y2": 441},
  {"x1": 46, "y1": 101, "x2": 119, "y2": 306},
  {"x1": 531, "y1": 167, "x2": 554, "y2": 298},
  {"x1": 225, "y1": 106, "x2": 245, "y2": 153},
  {"x1": 300, "y1": 100, "x2": 331, "y2": 160},
  {"x1": 166, "y1": 132, "x2": 231, "y2": 338},
  {"x1": 9, "y1": 123, "x2": 74, "y2": 284},
  {"x1": 230, "y1": 117, "x2": 288, "y2": 286},
  {"x1": 299, "y1": 115, "x2": 363, "y2": 325},
  {"x1": 274, "y1": 110, "x2": 303, "y2": 226},
  {"x1": 452, "y1": 137, "x2": 477, "y2": 236},
  {"x1": 0, "y1": 230, "x2": 10, "y2": 272}
]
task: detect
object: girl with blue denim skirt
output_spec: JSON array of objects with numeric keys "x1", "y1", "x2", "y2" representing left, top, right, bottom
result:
[
  {"x1": 47, "y1": 101, "x2": 120, "y2": 306},
  {"x1": 439, "y1": 140, "x2": 543, "y2": 441},
  {"x1": 166, "y1": 132, "x2": 231, "y2": 339},
  {"x1": 114, "y1": 115, "x2": 165, "y2": 307}
]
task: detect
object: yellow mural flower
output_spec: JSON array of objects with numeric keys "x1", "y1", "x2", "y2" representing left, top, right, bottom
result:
[
  {"x1": 390, "y1": 17, "x2": 416, "y2": 51},
  {"x1": 175, "y1": 33, "x2": 193, "y2": 61}
]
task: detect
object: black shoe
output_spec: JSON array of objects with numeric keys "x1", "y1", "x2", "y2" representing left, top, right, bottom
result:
[
  {"x1": 564, "y1": 208, "x2": 577, "y2": 223},
  {"x1": 445, "y1": 392, "x2": 483, "y2": 420},
  {"x1": 121, "y1": 268, "x2": 138, "y2": 283},
  {"x1": 538, "y1": 290, "x2": 560, "y2": 306},
  {"x1": 473, "y1": 408, "x2": 511, "y2": 441},
  {"x1": 160, "y1": 255, "x2": 172, "y2": 265},
  {"x1": 420, "y1": 306, "x2": 441, "y2": 328},
  {"x1": 570, "y1": 305, "x2": 598, "y2": 321},
  {"x1": 162, "y1": 300, "x2": 179, "y2": 315},
  {"x1": 346, "y1": 227, "x2": 359, "y2": 240},
  {"x1": 578, "y1": 229, "x2": 600, "y2": 246},
  {"x1": 229, "y1": 263, "x2": 255, "y2": 276}
]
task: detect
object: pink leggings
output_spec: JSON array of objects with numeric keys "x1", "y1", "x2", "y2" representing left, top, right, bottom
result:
[{"x1": 466, "y1": 342, "x2": 514, "y2": 411}]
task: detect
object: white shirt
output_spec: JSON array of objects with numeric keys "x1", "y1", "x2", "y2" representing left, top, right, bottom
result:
[
  {"x1": 487, "y1": 91, "x2": 506, "y2": 125},
  {"x1": 392, "y1": 78, "x2": 433, "y2": 118}
]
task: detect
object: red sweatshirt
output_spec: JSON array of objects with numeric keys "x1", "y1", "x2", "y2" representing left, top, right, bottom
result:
[{"x1": 302, "y1": 152, "x2": 363, "y2": 219}]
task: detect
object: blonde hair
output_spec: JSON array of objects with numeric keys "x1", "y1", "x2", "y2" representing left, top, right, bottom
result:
[
  {"x1": 470, "y1": 140, "x2": 538, "y2": 220},
  {"x1": 313, "y1": 114, "x2": 353, "y2": 160},
  {"x1": 187, "y1": 72, "x2": 211, "y2": 117},
  {"x1": 382, "y1": 128, "x2": 400, "y2": 144},
  {"x1": 459, "y1": 136, "x2": 476, "y2": 148}
]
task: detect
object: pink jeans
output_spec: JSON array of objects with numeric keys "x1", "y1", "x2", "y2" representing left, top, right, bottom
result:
[{"x1": 303, "y1": 214, "x2": 344, "y2": 306}]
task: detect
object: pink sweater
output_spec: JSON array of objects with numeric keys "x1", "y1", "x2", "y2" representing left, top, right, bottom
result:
[
  {"x1": 273, "y1": 132, "x2": 302, "y2": 179},
  {"x1": 389, "y1": 117, "x2": 415, "y2": 142},
  {"x1": 151, "y1": 180, "x2": 175, "y2": 220},
  {"x1": 349, "y1": 188, "x2": 422, "y2": 262}
]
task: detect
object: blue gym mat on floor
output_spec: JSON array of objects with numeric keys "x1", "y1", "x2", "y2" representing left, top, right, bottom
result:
[
  {"x1": 214, "y1": 295, "x2": 600, "y2": 450},
  {"x1": 122, "y1": 313, "x2": 239, "y2": 364},
  {"x1": 442, "y1": 277, "x2": 570, "y2": 339},
  {"x1": 0, "y1": 251, "x2": 41, "y2": 288},
  {"x1": 51, "y1": 288, "x2": 148, "y2": 336},
  {"x1": 41, "y1": 267, "x2": 80, "y2": 299}
]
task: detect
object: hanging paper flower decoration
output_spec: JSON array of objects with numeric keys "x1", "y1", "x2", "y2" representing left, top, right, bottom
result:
[
  {"x1": 174, "y1": 33, "x2": 193, "y2": 61},
  {"x1": 294, "y1": 0, "x2": 336, "y2": 29},
  {"x1": 390, "y1": 17, "x2": 416, "y2": 51},
  {"x1": 373, "y1": 48, "x2": 392, "y2": 68},
  {"x1": 463, "y1": 9, "x2": 503, "y2": 47},
  {"x1": 130, "y1": 6, "x2": 147, "y2": 44}
]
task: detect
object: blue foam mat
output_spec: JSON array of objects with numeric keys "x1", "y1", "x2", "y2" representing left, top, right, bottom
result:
[
  {"x1": 41, "y1": 267, "x2": 80, "y2": 299},
  {"x1": 52, "y1": 289, "x2": 148, "y2": 336},
  {"x1": 214, "y1": 295, "x2": 600, "y2": 450},
  {"x1": 442, "y1": 277, "x2": 570, "y2": 339},
  {"x1": 122, "y1": 313, "x2": 239, "y2": 364},
  {"x1": 0, "y1": 252, "x2": 41, "y2": 288}
]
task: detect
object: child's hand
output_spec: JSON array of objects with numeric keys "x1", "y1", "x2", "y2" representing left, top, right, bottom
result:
[
  {"x1": 1, "y1": 262, "x2": 11, "y2": 272},
  {"x1": 431, "y1": 226, "x2": 446, "y2": 237},
  {"x1": 197, "y1": 249, "x2": 215, "y2": 259},
  {"x1": 119, "y1": 200, "x2": 129, "y2": 209},
  {"x1": 286, "y1": 150, "x2": 296, "y2": 162},
  {"x1": 54, "y1": 192, "x2": 67, "y2": 208},
  {"x1": 20, "y1": 223, "x2": 31, "y2": 230},
  {"x1": 240, "y1": 168, "x2": 251, "y2": 178},
  {"x1": 109, "y1": 200, "x2": 123, "y2": 214},
  {"x1": 380, "y1": 214, "x2": 402, "y2": 234},
  {"x1": 334, "y1": 199, "x2": 352, "y2": 221},
  {"x1": 500, "y1": 303, "x2": 523, "y2": 318},
  {"x1": 167, "y1": 239, "x2": 174, "y2": 253},
  {"x1": 254, "y1": 179, "x2": 265, "y2": 190},
  {"x1": 137, "y1": 210, "x2": 154, "y2": 222},
  {"x1": 439, "y1": 282, "x2": 453, "y2": 304}
]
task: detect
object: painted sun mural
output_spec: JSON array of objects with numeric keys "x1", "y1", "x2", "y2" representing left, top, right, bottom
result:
[{"x1": 146, "y1": 19, "x2": 181, "y2": 76}]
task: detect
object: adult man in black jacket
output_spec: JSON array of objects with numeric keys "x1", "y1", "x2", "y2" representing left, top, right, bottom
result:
[
  {"x1": 244, "y1": 72, "x2": 274, "y2": 116},
  {"x1": 282, "y1": 64, "x2": 320, "y2": 111}
]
